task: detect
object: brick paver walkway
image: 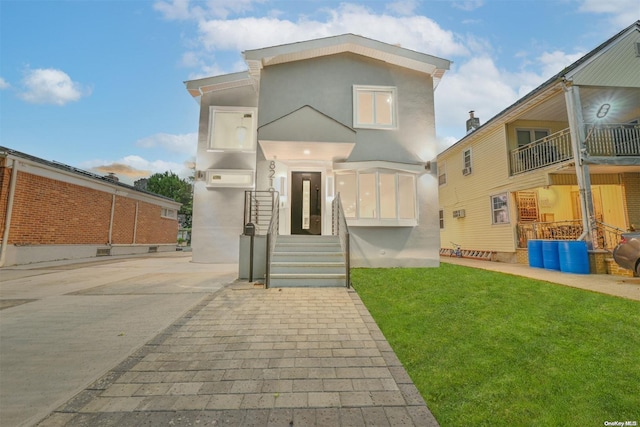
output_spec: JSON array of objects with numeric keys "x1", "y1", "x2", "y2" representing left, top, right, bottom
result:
[{"x1": 38, "y1": 284, "x2": 438, "y2": 426}]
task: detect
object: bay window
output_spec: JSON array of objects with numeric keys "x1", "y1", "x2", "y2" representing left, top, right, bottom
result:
[{"x1": 336, "y1": 170, "x2": 417, "y2": 225}]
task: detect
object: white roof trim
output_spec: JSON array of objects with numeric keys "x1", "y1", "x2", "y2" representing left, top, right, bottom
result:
[
  {"x1": 184, "y1": 71, "x2": 253, "y2": 99},
  {"x1": 243, "y1": 34, "x2": 450, "y2": 89}
]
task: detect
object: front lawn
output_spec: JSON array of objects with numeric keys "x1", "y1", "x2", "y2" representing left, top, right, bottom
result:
[{"x1": 352, "y1": 264, "x2": 640, "y2": 426}]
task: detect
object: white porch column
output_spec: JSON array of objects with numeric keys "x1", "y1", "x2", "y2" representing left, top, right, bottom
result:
[{"x1": 563, "y1": 82, "x2": 598, "y2": 250}]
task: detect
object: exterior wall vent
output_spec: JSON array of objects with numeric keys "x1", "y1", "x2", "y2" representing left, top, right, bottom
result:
[
  {"x1": 462, "y1": 167, "x2": 472, "y2": 176},
  {"x1": 96, "y1": 248, "x2": 111, "y2": 257},
  {"x1": 148, "y1": 246, "x2": 158, "y2": 253},
  {"x1": 453, "y1": 209, "x2": 466, "y2": 218}
]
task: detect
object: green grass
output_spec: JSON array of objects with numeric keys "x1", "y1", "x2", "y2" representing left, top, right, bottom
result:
[{"x1": 352, "y1": 264, "x2": 640, "y2": 426}]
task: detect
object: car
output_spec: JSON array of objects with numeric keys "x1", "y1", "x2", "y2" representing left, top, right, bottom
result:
[{"x1": 613, "y1": 232, "x2": 640, "y2": 276}]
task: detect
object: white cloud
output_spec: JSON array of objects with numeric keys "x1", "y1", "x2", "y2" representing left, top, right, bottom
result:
[
  {"x1": 452, "y1": 0, "x2": 484, "y2": 12},
  {"x1": 195, "y1": 4, "x2": 468, "y2": 57},
  {"x1": 153, "y1": 0, "x2": 192, "y2": 20},
  {"x1": 136, "y1": 132, "x2": 198, "y2": 156},
  {"x1": 578, "y1": 0, "x2": 639, "y2": 27},
  {"x1": 435, "y1": 56, "x2": 520, "y2": 141},
  {"x1": 538, "y1": 50, "x2": 586, "y2": 80},
  {"x1": 19, "y1": 68, "x2": 89, "y2": 105},
  {"x1": 435, "y1": 44, "x2": 588, "y2": 145},
  {"x1": 155, "y1": 0, "x2": 264, "y2": 20},
  {"x1": 159, "y1": 1, "x2": 469, "y2": 76},
  {"x1": 0, "y1": 77, "x2": 9, "y2": 89},
  {"x1": 82, "y1": 155, "x2": 192, "y2": 184},
  {"x1": 386, "y1": 0, "x2": 419, "y2": 16}
]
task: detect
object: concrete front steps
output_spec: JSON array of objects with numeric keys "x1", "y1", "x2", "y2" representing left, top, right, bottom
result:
[{"x1": 269, "y1": 235, "x2": 347, "y2": 287}]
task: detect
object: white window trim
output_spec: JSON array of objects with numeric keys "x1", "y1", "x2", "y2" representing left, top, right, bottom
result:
[
  {"x1": 491, "y1": 193, "x2": 510, "y2": 225},
  {"x1": 438, "y1": 162, "x2": 447, "y2": 186},
  {"x1": 161, "y1": 208, "x2": 178, "y2": 220},
  {"x1": 335, "y1": 169, "x2": 418, "y2": 227},
  {"x1": 353, "y1": 85, "x2": 398, "y2": 130},
  {"x1": 463, "y1": 148, "x2": 472, "y2": 169},
  {"x1": 207, "y1": 106, "x2": 257, "y2": 153}
]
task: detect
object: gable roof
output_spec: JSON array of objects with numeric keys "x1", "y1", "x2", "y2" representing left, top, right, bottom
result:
[
  {"x1": 185, "y1": 34, "x2": 451, "y2": 100},
  {"x1": 243, "y1": 33, "x2": 450, "y2": 89},
  {"x1": 257, "y1": 105, "x2": 356, "y2": 161},
  {"x1": 439, "y1": 20, "x2": 640, "y2": 156}
]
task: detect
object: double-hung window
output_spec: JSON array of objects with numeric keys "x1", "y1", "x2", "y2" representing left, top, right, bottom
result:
[
  {"x1": 462, "y1": 149, "x2": 472, "y2": 175},
  {"x1": 353, "y1": 85, "x2": 397, "y2": 129},
  {"x1": 491, "y1": 193, "x2": 510, "y2": 224},
  {"x1": 438, "y1": 162, "x2": 447, "y2": 186},
  {"x1": 336, "y1": 170, "x2": 416, "y2": 225}
]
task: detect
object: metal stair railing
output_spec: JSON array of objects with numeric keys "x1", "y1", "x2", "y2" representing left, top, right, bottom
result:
[
  {"x1": 244, "y1": 191, "x2": 278, "y2": 235},
  {"x1": 332, "y1": 193, "x2": 351, "y2": 288},
  {"x1": 517, "y1": 219, "x2": 625, "y2": 252},
  {"x1": 594, "y1": 221, "x2": 625, "y2": 252},
  {"x1": 265, "y1": 192, "x2": 280, "y2": 289}
]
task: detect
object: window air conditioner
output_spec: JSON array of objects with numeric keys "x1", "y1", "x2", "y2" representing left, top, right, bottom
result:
[
  {"x1": 453, "y1": 209, "x2": 466, "y2": 218},
  {"x1": 462, "y1": 167, "x2": 472, "y2": 176}
]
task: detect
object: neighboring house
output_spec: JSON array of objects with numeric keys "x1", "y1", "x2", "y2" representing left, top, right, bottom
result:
[
  {"x1": 438, "y1": 21, "x2": 640, "y2": 274},
  {"x1": 185, "y1": 33, "x2": 450, "y2": 278},
  {"x1": 0, "y1": 147, "x2": 181, "y2": 266}
]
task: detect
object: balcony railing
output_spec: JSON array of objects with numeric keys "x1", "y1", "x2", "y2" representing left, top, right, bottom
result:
[
  {"x1": 585, "y1": 123, "x2": 640, "y2": 156},
  {"x1": 510, "y1": 128, "x2": 573, "y2": 175},
  {"x1": 509, "y1": 124, "x2": 640, "y2": 175}
]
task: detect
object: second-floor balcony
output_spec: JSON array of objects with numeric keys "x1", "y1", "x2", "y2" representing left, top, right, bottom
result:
[{"x1": 510, "y1": 123, "x2": 640, "y2": 175}]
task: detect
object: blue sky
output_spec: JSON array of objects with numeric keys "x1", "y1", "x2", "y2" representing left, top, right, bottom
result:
[{"x1": 1, "y1": 0, "x2": 637, "y2": 184}]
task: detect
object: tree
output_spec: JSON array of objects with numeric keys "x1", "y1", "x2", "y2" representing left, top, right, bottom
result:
[{"x1": 147, "y1": 171, "x2": 193, "y2": 228}]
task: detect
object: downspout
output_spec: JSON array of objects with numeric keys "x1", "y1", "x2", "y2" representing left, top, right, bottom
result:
[
  {"x1": 0, "y1": 159, "x2": 19, "y2": 267},
  {"x1": 108, "y1": 194, "x2": 116, "y2": 245},
  {"x1": 132, "y1": 202, "x2": 139, "y2": 244}
]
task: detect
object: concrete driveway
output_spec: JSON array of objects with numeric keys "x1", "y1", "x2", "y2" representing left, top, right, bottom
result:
[{"x1": 0, "y1": 253, "x2": 237, "y2": 427}]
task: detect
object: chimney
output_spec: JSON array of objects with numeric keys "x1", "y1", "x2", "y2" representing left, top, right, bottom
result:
[{"x1": 466, "y1": 110, "x2": 480, "y2": 133}]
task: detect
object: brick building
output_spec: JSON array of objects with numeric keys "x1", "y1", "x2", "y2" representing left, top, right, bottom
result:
[{"x1": 0, "y1": 147, "x2": 181, "y2": 266}]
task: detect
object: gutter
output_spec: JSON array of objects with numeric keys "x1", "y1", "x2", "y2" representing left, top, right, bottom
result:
[{"x1": 0, "y1": 159, "x2": 19, "y2": 267}]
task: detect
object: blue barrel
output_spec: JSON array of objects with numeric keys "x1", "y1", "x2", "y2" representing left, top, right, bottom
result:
[
  {"x1": 528, "y1": 240, "x2": 544, "y2": 268},
  {"x1": 542, "y1": 240, "x2": 561, "y2": 270},
  {"x1": 558, "y1": 241, "x2": 590, "y2": 274}
]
